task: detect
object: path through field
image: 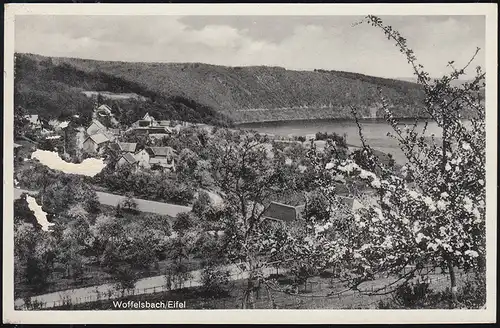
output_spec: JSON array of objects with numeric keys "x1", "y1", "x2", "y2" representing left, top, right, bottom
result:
[{"x1": 14, "y1": 264, "x2": 276, "y2": 309}]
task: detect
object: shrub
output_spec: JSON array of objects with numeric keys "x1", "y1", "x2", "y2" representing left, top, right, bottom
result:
[
  {"x1": 120, "y1": 194, "x2": 138, "y2": 213},
  {"x1": 457, "y1": 273, "x2": 486, "y2": 309},
  {"x1": 393, "y1": 278, "x2": 432, "y2": 308},
  {"x1": 201, "y1": 265, "x2": 230, "y2": 298}
]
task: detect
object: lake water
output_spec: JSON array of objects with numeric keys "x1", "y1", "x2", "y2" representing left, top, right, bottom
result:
[{"x1": 238, "y1": 119, "x2": 447, "y2": 164}]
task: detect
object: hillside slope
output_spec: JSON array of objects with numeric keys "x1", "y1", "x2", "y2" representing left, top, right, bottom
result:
[
  {"x1": 14, "y1": 54, "x2": 232, "y2": 126},
  {"x1": 18, "y1": 53, "x2": 433, "y2": 123}
]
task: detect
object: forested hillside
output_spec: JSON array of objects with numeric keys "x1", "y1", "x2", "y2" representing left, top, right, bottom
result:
[
  {"x1": 14, "y1": 54, "x2": 232, "y2": 126},
  {"x1": 15, "y1": 53, "x2": 457, "y2": 124}
]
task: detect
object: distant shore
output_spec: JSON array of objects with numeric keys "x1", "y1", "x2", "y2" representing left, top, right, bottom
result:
[{"x1": 235, "y1": 116, "x2": 432, "y2": 127}]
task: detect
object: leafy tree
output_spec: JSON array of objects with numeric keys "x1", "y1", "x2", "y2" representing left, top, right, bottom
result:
[
  {"x1": 41, "y1": 178, "x2": 100, "y2": 215},
  {"x1": 206, "y1": 129, "x2": 301, "y2": 308},
  {"x1": 173, "y1": 212, "x2": 197, "y2": 235},
  {"x1": 14, "y1": 106, "x2": 29, "y2": 139},
  {"x1": 14, "y1": 222, "x2": 58, "y2": 293},
  {"x1": 177, "y1": 148, "x2": 200, "y2": 179},
  {"x1": 201, "y1": 264, "x2": 231, "y2": 298},
  {"x1": 192, "y1": 191, "x2": 213, "y2": 218},
  {"x1": 305, "y1": 16, "x2": 486, "y2": 308},
  {"x1": 120, "y1": 194, "x2": 138, "y2": 213}
]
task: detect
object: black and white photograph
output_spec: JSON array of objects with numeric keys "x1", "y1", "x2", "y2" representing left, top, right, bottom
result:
[{"x1": 3, "y1": 3, "x2": 497, "y2": 325}]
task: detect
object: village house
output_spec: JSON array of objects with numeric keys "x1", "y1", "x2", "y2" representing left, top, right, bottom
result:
[
  {"x1": 116, "y1": 152, "x2": 139, "y2": 169},
  {"x1": 116, "y1": 142, "x2": 137, "y2": 153},
  {"x1": 134, "y1": 146, "x2": 176, "y2": 171},
  {"x1": 133, "y1": 125, "x2": 173, "y2": 136},
  {"x1": 157, "y1": 120, "x2": 172, "y2": 127},
  {"x1": 86, "y1": 119, "x2": 115, "y2": 141},
  {"x1": 149, "y1": 133, "x2": 171, "y2": 141},
  {"x1": 134, "y1": 148, "x2": 150, "y2": 169},
  {"x1": 305, "y1": 134, "x2": 316, "y2": 141},
  {"x1": 47, "y1": 119, "x2": 60, "y2": 130},
  {"x1": 148, "y1": 146, "x2": 176, "y2": 171},
  {"x1": 14, "y1": 143, "x2": 22, "y2": 160},
  {"x1": 86, "y1": 119, "x2": 108, "y2": 136},
  {"x1": 109, "y1": 128, "x2": 121, "y2": 137},
  {"x1": 262, "y1": 202, "x2": 305, "y2": 224},
  {"x1": 93, "y1": 104, "x2": 119, "y2": 126},
  {"x1": 131, "y1": 113, "x2": 158, "y2": 128},
  {"x1": 24, "y1": 114, "x2": 42, "y2": 129},
  {"x1": 262, "y1": 196, "x2": 366, "y2": 226},
  {"x1": 143, "y1": 112, "x2": 156, "y2": 122},
  {"x1": 96, "y1": 104, "x2": 113, "y2": 116},
  {"x1": 82, "y1": 133, "x2": 110, "y2": 154}
]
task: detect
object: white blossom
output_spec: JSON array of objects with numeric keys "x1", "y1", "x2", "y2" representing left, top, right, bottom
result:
[
  {"x1": 445, "y1": 163, "x2": 452, "y2": 171},
  {"x1": 463, "y1": 196, "x2": 473, "y2": 213},
  {"x1": 473, "y1": 208, "x2": 482, "y2": 222},
  {"x1": 334, "y1": 174, "x2": 345, "y2": 182},
  {"x1": 427, "y1": 243, "x2": 439, "y2": 251},
  {"x1": 325, "y1": 162, "x2": 335, "y2": 170},
  {"x1": 373, "y1": 207, "x2": 384, "y2": 222},
  {"x1": 465, "y1": 250, "x2": 479, "y2": 258},
  {"x1": 409, "y1": 191, "x2": 419, "y2": 199},
  {"x1": 415, "y1": 232, "x2": 426, "y2": 243},
  {"x1": 338, "y1": 162, "x2": 359, "y2": 173},
  {"x1": 436, "y1": 200, "x2": 447, "y2": 210},
  {"x1": 359, "y1": 169, "x2": 376, "y2": 180},
  {"x1": 360, "y1": 243, "x2": 371, "y2": 251},
  {"x1": 462, "y1": 142, "x2": 471, "y2": 151}
]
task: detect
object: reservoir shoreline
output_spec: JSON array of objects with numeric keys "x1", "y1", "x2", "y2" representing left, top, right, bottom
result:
[{"x1": 234, "y1": 116, "x2": 432, "y2": 127}]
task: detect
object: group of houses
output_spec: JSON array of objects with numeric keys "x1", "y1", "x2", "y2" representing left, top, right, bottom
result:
[{"x1": 81, "y1": 109, "x2": 179, "y2": 172}]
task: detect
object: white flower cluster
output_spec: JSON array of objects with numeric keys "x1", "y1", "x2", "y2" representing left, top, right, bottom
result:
[
  {"x1": 314, "y1": 221, "x2": 333, "y2": 234},
  {"x1": 337, "y1": 161, "x2": 360, "y2": 174},
  {"x1": 465, "y1": 249, "x2": 479, "y2": 258},
  {"x1": 372, "y1": 207, "x2": 385, "y2": 223}
]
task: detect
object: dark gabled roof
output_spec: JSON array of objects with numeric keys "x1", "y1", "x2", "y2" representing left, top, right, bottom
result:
[
  {"x1": 120, "y1": 152, "x2": 138, "y2": 164},
  {"x1": 149, "y1": 146, "x2": 176, "y2": 157},
  {"x1": 117, "y1": 142, "x2": 137, "y2": 153},
  {"x1": 149, "y1": 157, "x2": 173, "y2": 167},
  {"x1": 85, "y1": 133, "x2": 110, "y2": 145},
  {"x1": 158, "y1": 120, "x2": 171, "y2": 126},
  {"x1": 138, "y1": 120, "x2": 151, "y2": 127},
  {"x1": 262, "y1": 202, "x2": 304, "y2": 223},
  {"x1": 98, "y1": 104, "x2": 112, "y2": 113},
  {"x1": 89, "y1": 119, "x2": 107, "y2": 131}
]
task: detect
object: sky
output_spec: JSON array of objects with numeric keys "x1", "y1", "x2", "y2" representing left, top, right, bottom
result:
[{"x1": 15, "y1": 15, "x2": 485, "y2": 79}]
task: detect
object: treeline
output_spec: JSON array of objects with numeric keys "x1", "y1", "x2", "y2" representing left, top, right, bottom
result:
[
  {"x1": 19, "y1": 54, "x2": 430, "y2": 120},
  {"x1": 92, "y1": 165, "x2": 196, "y2": 206}
]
